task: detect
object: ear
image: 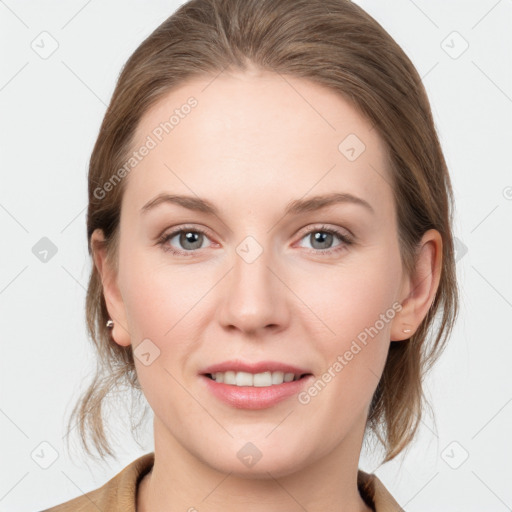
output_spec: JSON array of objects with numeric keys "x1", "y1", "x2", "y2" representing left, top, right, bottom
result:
[
  {"x1": 390, "y1": 229, "x2": 442, "y2": 341},
  {"x1": 90, "y1": 228, "x2": 131, "y2": 347}
]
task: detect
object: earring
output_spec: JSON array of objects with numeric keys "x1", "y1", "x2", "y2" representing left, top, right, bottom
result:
[
  {"x1": 402, "y1": 327, "x2": 412, "y2": 333},
  {"x1": 106, "y1": 319, "x2": 114, "y2": 328}
]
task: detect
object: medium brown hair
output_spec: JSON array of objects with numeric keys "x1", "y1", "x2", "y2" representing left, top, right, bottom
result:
[{"x1": 66, "y1": 0, "x2": 458, "y2": 463}]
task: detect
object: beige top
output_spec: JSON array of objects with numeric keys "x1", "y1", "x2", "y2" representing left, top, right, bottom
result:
[{"x1": 41, "y1": 452, "x2": 403, "y2": 511}]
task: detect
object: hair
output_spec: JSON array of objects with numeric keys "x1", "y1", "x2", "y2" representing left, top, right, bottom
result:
[{"x1": 66, "y1": 0, "x2": 458, "y2": 464}]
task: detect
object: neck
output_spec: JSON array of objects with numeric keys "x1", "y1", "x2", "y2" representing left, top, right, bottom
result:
[{"x1": 137, "y1": 416, "x2": 373, "y2": 512}]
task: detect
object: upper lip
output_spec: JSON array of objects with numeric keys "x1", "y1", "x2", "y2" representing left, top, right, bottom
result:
[{"x1": 201, "y1": 359, "x2": 312, "y2": 376}]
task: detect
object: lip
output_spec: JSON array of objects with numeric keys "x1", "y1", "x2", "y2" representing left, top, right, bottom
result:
[{"x1": 199, "y1": 359, "x2": 313, "y2": 410}]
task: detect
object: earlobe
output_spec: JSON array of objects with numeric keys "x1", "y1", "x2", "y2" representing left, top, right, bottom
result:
[
  {"x1": 390, "y1": 322, "x2": 414, "y2": 342},
  {"x1": 390, "y1": 229, "x2": 442, "y2": 341},
  {"x1": 90, "y1": 229, "x2": 131, "y2": 347}
]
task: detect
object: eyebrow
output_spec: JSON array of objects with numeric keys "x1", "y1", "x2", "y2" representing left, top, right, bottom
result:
[{"x1": 140, "y1": 191, "x2": 374, "y2": 217}]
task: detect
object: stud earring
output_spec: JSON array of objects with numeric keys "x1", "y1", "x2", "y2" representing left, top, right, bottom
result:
[
  {"x1": 402, "y1": 327, "x2": 412, "y2": 333},
  {"x1": 106, "y1": 319, "x2": 114, "y2": 328}
]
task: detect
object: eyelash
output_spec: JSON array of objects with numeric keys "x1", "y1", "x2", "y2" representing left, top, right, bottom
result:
[{"x1": 157, "y1": 224, "x2": 353, "y2": 257}]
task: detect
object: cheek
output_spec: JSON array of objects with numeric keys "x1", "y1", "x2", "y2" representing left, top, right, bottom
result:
[
  {"x1": 118, "y1": 251, "x2": 204, "y2": 416},
  {"x1": 299, "y1": 251, "x2": 401, "y2": 344},
  {"x1": 119, "y1": 245, "x2": 208, "y2": 340},
  {"x1": 295, "y1": 250, "x2": 401, "y2": 401},
  {"x1": 117, "y1": 247, "x2": 218, "y2": 400}
]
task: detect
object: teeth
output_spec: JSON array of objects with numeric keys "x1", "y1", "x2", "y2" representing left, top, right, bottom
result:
[
  {"x1": 236, "y1": 371, "x2": 253, "y2": 386},
  {"x1": 272, "y1": 371, "x2": 284, "y2": 385},
  {"x1": 210, "y1": 370, "x2": 301, "y2": 386}
]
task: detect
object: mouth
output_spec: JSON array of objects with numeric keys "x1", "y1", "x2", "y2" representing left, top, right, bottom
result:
[{"x1": 199, "y1": 362, "x2": 314, "y2": 409}]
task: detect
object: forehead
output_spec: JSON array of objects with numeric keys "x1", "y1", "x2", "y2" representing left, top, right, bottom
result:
[{"x1": 124, "y1": 70, "x2": 393, "y2": 219}]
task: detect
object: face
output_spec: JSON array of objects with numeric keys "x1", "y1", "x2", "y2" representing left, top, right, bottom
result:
[{"x1": 100, "y1": 68, "x2": 410, "y2": 477}]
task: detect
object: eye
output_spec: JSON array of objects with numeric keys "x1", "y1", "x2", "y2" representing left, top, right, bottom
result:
[
  {"x1": 296, "y1": 225, "x2": 353, "y2": 255},
  {"x1": 157, "y1": 224, "x2": 353, "y2": 257},
  {"x1": 157, "y1": 226, "x2": 213, "y2": 256}
]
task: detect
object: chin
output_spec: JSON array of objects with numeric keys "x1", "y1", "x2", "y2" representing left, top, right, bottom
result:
[
  {"x1": 209, "y1": 453, "x2": 308, "y2": 480},
  {"x1": 192, "y1": 434, "x2": 316, "y2": 479}
]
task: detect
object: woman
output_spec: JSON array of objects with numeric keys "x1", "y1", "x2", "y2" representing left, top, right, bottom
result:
[{"x1": 43, "y1": 0, "x2": 458, "y2": 510}]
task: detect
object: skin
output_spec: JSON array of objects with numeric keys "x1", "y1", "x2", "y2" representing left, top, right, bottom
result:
[{"x1": 92, "y1": 65, "x2": 442, "y2": 512}]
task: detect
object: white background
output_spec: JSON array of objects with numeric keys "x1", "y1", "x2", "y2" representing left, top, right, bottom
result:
[{"x1": 0, "y1": 1, "x2": 511, "y2": 510}]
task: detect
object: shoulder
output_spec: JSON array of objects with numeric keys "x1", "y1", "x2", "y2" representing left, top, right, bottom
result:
[
  {"x1": 358, "y1": 470, "x2": 404, "y2": 512},
  {"x1": 41, "y1": 452, "x2": 155, "y2": 512}
]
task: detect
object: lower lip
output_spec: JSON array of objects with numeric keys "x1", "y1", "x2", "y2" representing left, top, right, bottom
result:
[{"x1": 201, "y1": 374, "x2": 313, "y2": 409}]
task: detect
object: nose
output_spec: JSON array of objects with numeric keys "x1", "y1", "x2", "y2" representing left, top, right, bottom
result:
[{"x1": 216, "y1": 241, "x2": 290, "y2": 337}]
